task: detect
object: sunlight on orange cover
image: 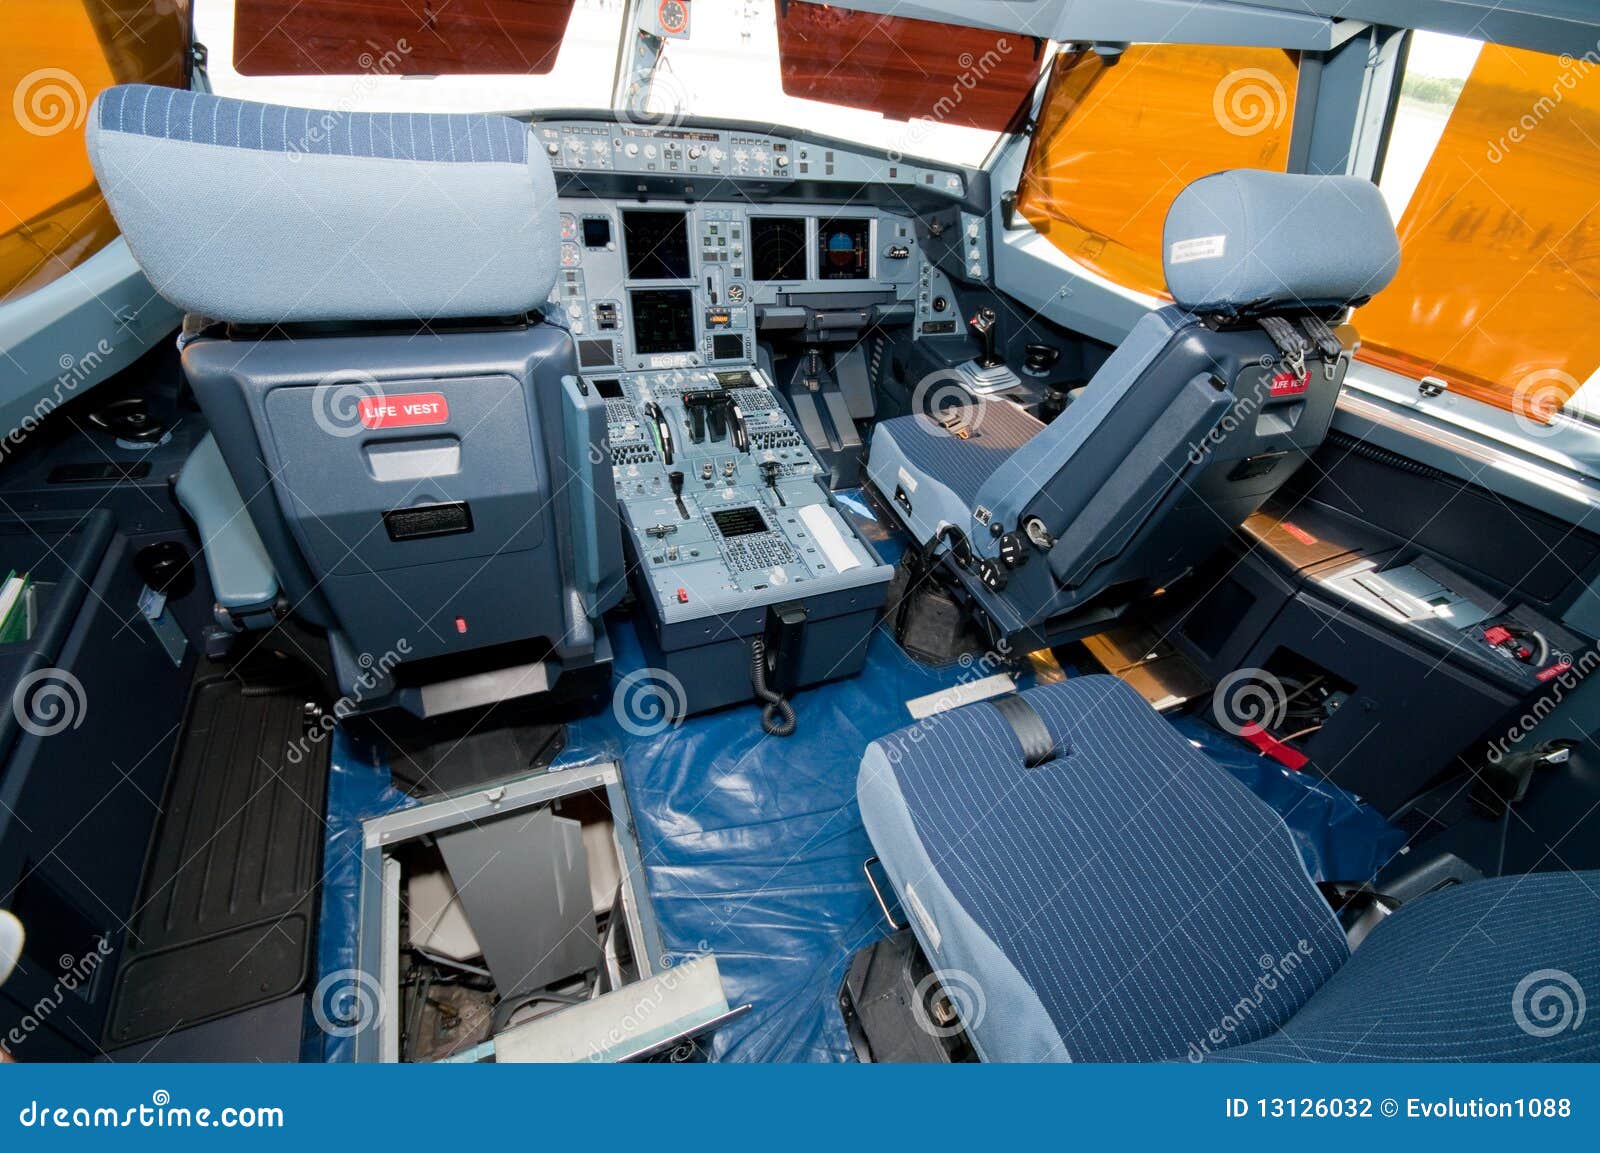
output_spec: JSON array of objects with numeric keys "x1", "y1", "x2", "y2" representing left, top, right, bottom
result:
[
  {"x1": 0, "y1": 1, "x2": 186, "y2": 304},
  {"x1": 1016, "y1": 45, "x2": 1298, "y2": 300},
  {"x1": 1356, "y1": 45, "x2": 1600, "y2": 421}
]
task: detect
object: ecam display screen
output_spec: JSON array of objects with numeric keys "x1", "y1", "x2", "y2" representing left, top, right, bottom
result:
[{"x1": 630, "y1": 289, "x2": 696, "y2": 355}]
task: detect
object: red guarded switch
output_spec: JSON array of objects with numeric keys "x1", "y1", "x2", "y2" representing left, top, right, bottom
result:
[
  {"x1": 1483, "y1": 625, "x2": 1513, "y2": 646},
  {"x1": 676, "y1": 588, "x2": 689, "y2": 604},
  {"x1": 455, "y1": 616, "x2": 468, "y2": 634}
]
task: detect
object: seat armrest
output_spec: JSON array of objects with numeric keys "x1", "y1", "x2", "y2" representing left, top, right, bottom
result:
[{"x1": 175, "y1": 433, "x2": 278, "y2": 613}]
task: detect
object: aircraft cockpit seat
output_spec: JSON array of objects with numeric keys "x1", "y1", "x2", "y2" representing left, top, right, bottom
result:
[
  {"x1": 87, "y1": 84, "x2": 624, "y2": 714},
  {"x1": 857, "y1": 676, "x2": 1600, "y2": 1062},
  {"x1": 866, "y1": 170, "x2": 1401, "y2": 651}
]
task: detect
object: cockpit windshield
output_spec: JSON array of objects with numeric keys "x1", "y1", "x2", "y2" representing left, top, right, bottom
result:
[{"x1": 199, "y1": 0, "x2": 1048, "y2": 166}]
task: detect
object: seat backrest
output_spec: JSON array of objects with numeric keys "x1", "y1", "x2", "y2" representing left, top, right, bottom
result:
[
  {"x1": 975, "y1": 170, "x2": 1399, "y2": 646},
  {"x1": 88, "y1": 85, "x2": 624, "y2": 711}
]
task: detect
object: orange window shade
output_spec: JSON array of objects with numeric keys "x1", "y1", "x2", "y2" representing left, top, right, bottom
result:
[
  {"x1": 1356, "y1": 45, "x2": 1600, "y2": 422},
  {"x1": 0, "y1": 1, "x2": 187, "y2": 305},
  {"x1": 1016, "y1": 45, "x2": 1299, "y2": 299}
]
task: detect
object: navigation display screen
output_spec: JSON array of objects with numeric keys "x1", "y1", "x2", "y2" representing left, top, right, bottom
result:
[
  {"x1": 630, "y1": 289, "x2": 696, "y2": 355},
  {"x1": 751, "y1": 217, "x2": 809, "y2": 282},
  {"x1": 622, "y1": 210, "x2": 691, "y2": 279}
]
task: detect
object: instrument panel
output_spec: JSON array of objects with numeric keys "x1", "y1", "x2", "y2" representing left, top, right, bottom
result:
[{"x1": 551, "y1": 200, "x2": 963, "y2": 371}]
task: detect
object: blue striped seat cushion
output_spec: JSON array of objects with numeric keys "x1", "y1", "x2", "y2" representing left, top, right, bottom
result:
[
  {"x1": 859, "y1": 675, "x2": 1348, "y2": 1061},
  {"x1": 95, "y1": 84, "x2": 527, "y2": 164},
  {"x1": 1213, "y1": 870, "x2": 1600, "y2": 1061},
  {"x1": 86, "y1": 85, "x2": 557, "y2": 323}
]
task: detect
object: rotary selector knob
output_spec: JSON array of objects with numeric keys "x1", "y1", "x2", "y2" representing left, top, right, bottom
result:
[{"x1": 977, "y1": 558, "x2": 1008, "y2": 592}]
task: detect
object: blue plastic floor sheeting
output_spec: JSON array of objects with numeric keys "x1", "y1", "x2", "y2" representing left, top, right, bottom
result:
[
  {"x1": 1173, "y1": 716, "x2": 1407, "y2": 884},
  {"x1": 316, "y1": 624, "x2": 1402, "y2": 1063}
]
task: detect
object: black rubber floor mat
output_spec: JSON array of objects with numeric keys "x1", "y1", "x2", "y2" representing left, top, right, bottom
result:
[{"x1": 105, "y1": 674, "x2": 328, "y2": 1048}]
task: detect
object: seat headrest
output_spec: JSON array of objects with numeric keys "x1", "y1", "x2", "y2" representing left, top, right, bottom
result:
[
  {"x1": 1162, "y1": 170, "x2": 1399, "y2": 315},
  {"x1": 86, "y1": 85, "x2": 559, "y2": 325}
]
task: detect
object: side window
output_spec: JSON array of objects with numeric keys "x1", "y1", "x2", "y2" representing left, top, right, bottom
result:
[
  {"x1": 1015, "y1": 44, "x2": 1300, "y2": 299},
  {"x1": 1358, "y1": 36, "x2": 1600, "y2": 424},
  {"x1": 0, "y1": 1, "x2": 186, "y2": 305}
]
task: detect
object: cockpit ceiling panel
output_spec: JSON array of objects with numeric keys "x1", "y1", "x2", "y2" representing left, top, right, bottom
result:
[{"x1": 828, "y1": 0, "x2": 1600, "y2": 57}]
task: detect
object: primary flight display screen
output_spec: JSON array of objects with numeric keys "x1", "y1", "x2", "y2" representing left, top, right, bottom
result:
[
  {"x1": 818, "y1": 218, "x2": 872, "y2": 280},
  {"x1": 622, "y1": 210, "x2": 691, "y2": 280},
  {"x1": 630, "y1": 289, "x2": 696, "y2": 355}
]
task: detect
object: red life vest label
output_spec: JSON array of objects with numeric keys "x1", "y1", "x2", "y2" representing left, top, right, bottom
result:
[
  {"x1": 358, "y1": 392, "x2": 449, "y2": 429},
  {"x1": 1269, "y1": 371, "x2": 1310, "y2": 398}
]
